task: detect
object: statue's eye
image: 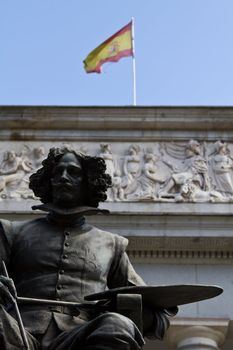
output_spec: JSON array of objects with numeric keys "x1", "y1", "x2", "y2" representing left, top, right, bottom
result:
[
  {"x1": 52, "y1": 166, "x2": 63, "y2": 176},
  {"x1": 68, "y1": 166, "x2": 82, "y2": 177}
]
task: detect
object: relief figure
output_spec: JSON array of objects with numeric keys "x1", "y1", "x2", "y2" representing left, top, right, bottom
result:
[
  {"x1": 120, "y1": 145, "x2": 142, "y2": 200},
  {"x1": 159, "y1": 140, "x2": 211, "y2": 201},
  {"x1": 209, "y1": 141, "x2": 233, "y2": 198},
  {"x1": 135, "y1": 152, "x2": 167, "y2": 200},
  {"x1": 0, "y1": 151, "x2": 32, "y2": 198}
]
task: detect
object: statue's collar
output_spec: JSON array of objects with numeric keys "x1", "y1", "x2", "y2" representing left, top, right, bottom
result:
[
  {"x1": 32, "y1": 203, "x2": 109, "y2": 227},
  {"x1": 32, "y1": 203, "x2": 109, "y2": 216}
]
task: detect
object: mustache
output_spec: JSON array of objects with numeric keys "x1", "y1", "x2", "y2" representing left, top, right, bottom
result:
[{"x1": 52, "y1": 182, "x2": 73, "y2": 190}]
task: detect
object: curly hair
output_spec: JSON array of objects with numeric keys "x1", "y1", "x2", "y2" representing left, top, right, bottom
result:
[{"x1": 29, "y1": 145, "x2": 112, "y2": 208}]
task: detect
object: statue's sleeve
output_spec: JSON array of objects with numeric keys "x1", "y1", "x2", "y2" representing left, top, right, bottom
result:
[
  {"x1": 107, "y1": 234, "x2": 178, "y2": 340},
  {"x1": 0, "y1": 219, "x2": 14, "y2": 268},
  {"x1": 107, "y1": 235, "x2": 145, "y2": 289}
]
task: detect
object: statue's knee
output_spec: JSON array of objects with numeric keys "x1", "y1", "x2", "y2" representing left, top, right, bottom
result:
[
  {"x1": 100, "y1": 312, "x2": 135, "y2": 333},
  {"x1": 87, "y1": 313, "x2": 145, "y2": 349}
]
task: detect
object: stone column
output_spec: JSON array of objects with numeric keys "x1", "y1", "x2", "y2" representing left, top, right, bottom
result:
[
  {"x1": 174, "y1": 326, "x2": 223, "y2": 350},
  {"x1": 165, "y1": 319, "x2": 229, "y2": 350}
]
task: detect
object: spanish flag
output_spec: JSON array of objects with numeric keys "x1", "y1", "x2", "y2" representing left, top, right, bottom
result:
[{"x1": 83, "y1": 21, "x2": 133, "y2": 74}]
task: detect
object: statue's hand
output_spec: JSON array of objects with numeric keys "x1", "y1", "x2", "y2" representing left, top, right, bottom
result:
[
  {"x1": 0, "y1": 275, "x2": 17, "y2": 306},
  {"x1": 143, "y1": 305, "x2": 178, "y2": 340}
]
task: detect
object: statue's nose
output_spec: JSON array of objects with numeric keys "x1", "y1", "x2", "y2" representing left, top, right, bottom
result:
[{"x1": 60, "y1": 169, "x2": 69, "y2": 181}]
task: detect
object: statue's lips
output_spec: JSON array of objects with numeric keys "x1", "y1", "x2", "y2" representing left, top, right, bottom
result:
[{"x1": 53, "y1": 183, "x2": 73, "y2": 192}]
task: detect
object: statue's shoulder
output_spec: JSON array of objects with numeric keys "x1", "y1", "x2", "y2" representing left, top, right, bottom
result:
[
  {"x1": 0, "y1": 219, "x2": 13, "y2": 234},
  {"x1": 0, "y1": 217, "x2": 46, "y2": 236},
  {"x1": 90, "y1": 225, "x2": 128, "y2": 250},
  {"x1": 0, "y1": 218, "x2": 31, "y2": 247}
]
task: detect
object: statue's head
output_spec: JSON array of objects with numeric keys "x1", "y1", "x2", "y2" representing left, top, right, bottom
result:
[
  {"x1": 214, "y1": 140, "x2": 227, "y2": 155},
  {"x1": 129, "y1": 144, "x2": 140, "y2": 155},
  {"x1": 187, "y1": 140, "x2": 201, "y2": 156},
  {"x1": 6, "y1": 151, "x2": 16, "y2": 162},
  {"x1": 29, "y1": 145, "x2": 112, "y2": 208}
]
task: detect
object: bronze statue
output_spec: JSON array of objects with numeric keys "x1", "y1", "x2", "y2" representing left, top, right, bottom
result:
[{"x1": 0, "y1": 146, "x2": 175, "y2": 350}]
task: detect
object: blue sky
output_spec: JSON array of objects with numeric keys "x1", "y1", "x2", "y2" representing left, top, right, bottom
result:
[{"x1": 0, "y1": 0, "x2": 233, "y2": 106}]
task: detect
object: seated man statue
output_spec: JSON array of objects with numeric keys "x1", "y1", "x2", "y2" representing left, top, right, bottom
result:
[{"x1": 0, "y1": 146, "x2": 175, "y2": 350}]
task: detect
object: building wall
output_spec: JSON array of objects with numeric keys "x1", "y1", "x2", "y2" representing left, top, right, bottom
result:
[{"x1": 0, "y1": 106, "x2": 233, "y2": 349}]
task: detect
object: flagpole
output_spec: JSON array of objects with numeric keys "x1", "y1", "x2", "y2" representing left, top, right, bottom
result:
[{"x1": 131, "y1": 17, "x2": 137, "y2": 106}]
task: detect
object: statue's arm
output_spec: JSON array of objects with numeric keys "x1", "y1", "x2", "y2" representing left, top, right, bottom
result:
[
  {"x1": 0, "y1": 275, "x2": 17, "y2": 306},
  {"x1": 107, "y1": 235, "x2": 178, "y2": 339},
  {"x1": 107, "y1": 235, "x2": 145, "y2": 289}
]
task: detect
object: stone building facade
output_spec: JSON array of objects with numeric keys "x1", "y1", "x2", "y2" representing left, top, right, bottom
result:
[{"x1": 0, "y1": 105, "x2": 233, "y2": 349}]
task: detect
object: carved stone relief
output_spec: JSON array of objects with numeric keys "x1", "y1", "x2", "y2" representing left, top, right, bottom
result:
[{"x1": 1, "y1": 141, "x2": 233, "y2": 203}]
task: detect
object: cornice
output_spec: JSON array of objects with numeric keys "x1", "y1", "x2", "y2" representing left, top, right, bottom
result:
[{"x1": 1, "y1": 106, "x2": 233, "y2": 133}]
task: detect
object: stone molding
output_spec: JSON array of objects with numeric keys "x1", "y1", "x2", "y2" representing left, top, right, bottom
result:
[
  {"x1": 1, "y1": 107, "x2": 233, "y2": 144},
  {"x1": 2, "y1": 106, "x2": 233, "y2": 131},
  {"x1": 126, "y1": 235, "x2": 233, "y2": 264},
  {"x1": 127, "y1": 249, "x2": 233, "y2": 264}
]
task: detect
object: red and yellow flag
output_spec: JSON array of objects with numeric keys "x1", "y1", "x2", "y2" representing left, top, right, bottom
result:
[{"x1": 83, "y1": 21, "x2": 133, "y2": 74}]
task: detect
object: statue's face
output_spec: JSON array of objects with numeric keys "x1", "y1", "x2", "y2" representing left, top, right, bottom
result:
[
  {"x1": 51, "y1": 152, "x2": 85, "y2": 208},
  {"x1": 219, "y1": 144, "x2": 227, "y2": 154},
  {"x1": 190, "y1": 141, "x2": 201, "y2": 155},
  {"x1": 8, "y1": 151, "x2": 16, "y2": 162}
]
